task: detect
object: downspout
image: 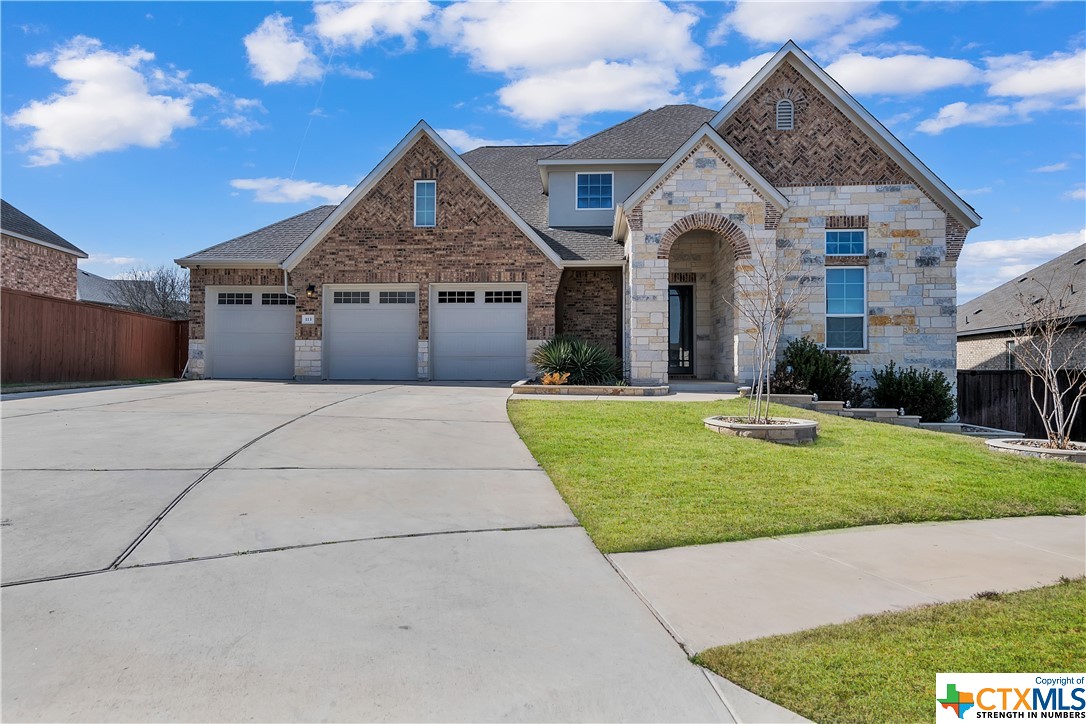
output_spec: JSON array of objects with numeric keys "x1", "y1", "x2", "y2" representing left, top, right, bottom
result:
[{"x1": 282, "y1": 268, "x2": 296, "y2": 299}]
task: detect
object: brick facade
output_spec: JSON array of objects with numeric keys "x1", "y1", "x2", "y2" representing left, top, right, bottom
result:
[
  {"x1": 958, "y1": 328, "x2": 1086, "y2": 371},
  {"x1": 1, "y1": 233, "x2": 78, "y2": 300},
  {"x1": 556, "y1": 268, "x2": 622, "y2": 356}
]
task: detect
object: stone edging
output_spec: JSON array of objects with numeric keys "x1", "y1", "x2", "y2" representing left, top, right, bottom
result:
[
  {"x1": 704, "y1": 416, "x2": 818, "y2": 445},
  {"x1": 510, "y1": 380, "x2": 670, "y2": 396},
  {"x1": 985, "y1": 438, "x2": 1086, "y2": 464}
]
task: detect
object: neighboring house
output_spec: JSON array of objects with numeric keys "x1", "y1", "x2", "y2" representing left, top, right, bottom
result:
[
  {"x1": 1, "y1": 199, "x2": 87, "y2": 300},
  {"x1": 177, "y1": 42, "x2": 980, "y2": 383},
  {"x1": 76, "y1": 269, "x2": 153, "y2": 310},
  {"x1": 958, "y1": 244, "x2": 1086, "y2": 371}
]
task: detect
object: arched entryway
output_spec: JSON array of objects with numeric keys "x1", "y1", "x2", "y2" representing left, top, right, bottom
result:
[{"x1": 661, "y1": 213, "x2": 751, "y2": 381}]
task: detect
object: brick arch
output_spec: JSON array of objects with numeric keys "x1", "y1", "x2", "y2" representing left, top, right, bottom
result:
[{"x1": 658, "y1": 212, "x2": 752, "y2": 260}]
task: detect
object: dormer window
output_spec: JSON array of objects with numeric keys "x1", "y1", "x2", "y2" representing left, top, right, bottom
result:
[
  {"x1": 776, "y1": 99, "x2": 795, "y2": 130},
  {"x1": 576, "y1": 172, "x2": 613, "y2": 210},
  {"x1": 414, "y1": 180, "x2": 436, "y2": 227}
]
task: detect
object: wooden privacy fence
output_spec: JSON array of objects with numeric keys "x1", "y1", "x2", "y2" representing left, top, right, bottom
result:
[
  {"x1": 957, "y1": 369, "x2": 1084, "y2": 442},
  {"x1": 2, "y1": 288, "x2": 188, "y2": 383}
]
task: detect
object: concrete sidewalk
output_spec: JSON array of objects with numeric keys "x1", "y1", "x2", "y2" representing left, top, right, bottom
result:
[{"x1": 610, "y1": 515, "x2": 1085, "y2": 653}]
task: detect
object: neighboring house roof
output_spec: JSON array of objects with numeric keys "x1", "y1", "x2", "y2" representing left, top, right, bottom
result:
[
  {"x1": 76, "y1": 269, "x2": 152, "y2": 306},
  {"x1": 958, "y1": 244, "x2": 1086, "y2": 336},
  {"x1": 177, "y1": 206, "x2": 336, "y2": 266},
  {"x1": 1, "y1": 199, "x2": 87, "y2": 258},
  {"x1": 543, "y1": 105, "x2": 716, "y2": 161},
  {"x1": 711, "y1": 41, "x2": 981, "y2": 229},
  {"x1": 462, "y1": 145, "x2": 622, "y2": 262},
  {"x1": 282, "y1": 121, "x2": 565, "y2": 270}
]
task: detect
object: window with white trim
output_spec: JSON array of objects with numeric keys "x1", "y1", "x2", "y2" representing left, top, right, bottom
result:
[
  {"x1": 333, "y1": 291, "x2": 370, "y2": 304},
  {"x1": 826, "y1": 267, "x2": 866, "y2": 350},
  {"x1": 776, "y1": 99, "x2": 794, "y2": 130},
  {"x1": 437, "y1": 290, "x2": 475, "y2": 304},
  {"x1": 484, "y1": 290, "x2": 522, "y2": 304},
  {"x1": 261, "y1": 293, "x2": 295, "y2": 305},
  {"x1": 576, "y1": 172, "x2": 613, "y2": 210},
  {"x1": 826, "y1": 229, "x2": 866, "y2": 256},
  {"x1": 379, "y1": 291, "x2": 415, "y2": 304},
  {"x1": 414, "y1": 180, "x2": 436, "y2": 227},
  {"x1": 218, "y1": 292, "x2": 252, "y2": 305}
]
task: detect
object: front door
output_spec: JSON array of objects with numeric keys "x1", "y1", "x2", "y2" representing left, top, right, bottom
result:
[{"x1": 668, "y1": 285, "x2": 694, "y2": 376}]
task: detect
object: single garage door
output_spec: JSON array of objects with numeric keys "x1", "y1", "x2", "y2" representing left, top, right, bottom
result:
[
  {"x1": 431, "y1": 285, "x2": 527, "y2": 380},
  {"x1": 325, "y1": 286, "x2": 418, "y2": 380},
  {"x1": 208, "y1": 289, "x2": 295, "y2": 379}
]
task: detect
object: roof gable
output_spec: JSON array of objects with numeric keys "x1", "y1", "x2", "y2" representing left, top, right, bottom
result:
[
  {"x1": 283, "y1": 122, "x2": 563, "y2": 270},
  {"x1": 1, "y1": 199, "x2": 87, "y2": 258},
  {"x1": 623, "y1": 124, "x2": 789, "y2": 214},
  {"x1": 711, "y1": 42, "x2": 980, "y2": 229}
]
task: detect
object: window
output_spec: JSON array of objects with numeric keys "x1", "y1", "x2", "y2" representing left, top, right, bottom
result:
[
  {"x1": 826, "y1": 267, "x2": 866, "y2": 350},
  {"x1": 414, "y1": 180, "x2": 436, "y2": 227},
  {"x1": 261, "y1": 293, "x2": 295, "y2": 306},
  {"x1": 333, "y1": 291, "x2": 370, "y2": 304},
  {"x1": 776, "y1": 99, "x2": 794, "y2": 130},
  {"x1": 826, "y1": 229, "x2": 866, "y2": 256},
  {"x1": 218, "y1": 292, "x2": 252, "y2": 305},
  {"x1": 379, "y1": 291, "x2": 415, "y2": 304},
  {"x1": 437, "y1": 290, "x2": 475, "y2": 304},
  {"x1": 576, "y1": 172, "x2": 613, "y2": 210},
  {"x1": 484, "y1": 290, "x2": 522, "y2": 304}
]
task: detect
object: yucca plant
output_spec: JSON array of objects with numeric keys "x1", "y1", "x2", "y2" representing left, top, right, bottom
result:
[{"x1": 531, "y1": 335, "x2": 621, "y2": 385}]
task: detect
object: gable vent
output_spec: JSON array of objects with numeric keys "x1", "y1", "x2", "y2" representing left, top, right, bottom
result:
[{"x1": 776, "y1": 99, "x2": 795, "y2": 131}]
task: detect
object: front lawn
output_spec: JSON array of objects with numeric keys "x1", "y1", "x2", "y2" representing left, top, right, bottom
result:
[
  {"x1": 694, "y1": 578, "x2": 1086, "y2": 724},
  {"x1": 507, "y1": 399, "x2": 1085, "y2": 553}
]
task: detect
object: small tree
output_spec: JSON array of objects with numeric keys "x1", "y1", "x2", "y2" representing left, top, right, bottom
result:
[
  {"x1": 726, "y1": 238, "x2": 813, "y2": 423},
  {"x1": 111, "y1": 265, "x2": 190, "y2": 319},
  {"x1": 1010, "y1": 276, "x2": 1085, "y2": 448}
]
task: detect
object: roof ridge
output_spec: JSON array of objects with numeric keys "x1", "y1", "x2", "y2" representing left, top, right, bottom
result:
[
  {"x1": 180, "y1": 205, "x2": 335, "y2": 260},
  {"x1": 542, "y1": 107, "x2": 660, "y2": 159},
  {"x1": 964, "y1": 242, "x2": 1086, "y2": 307}
]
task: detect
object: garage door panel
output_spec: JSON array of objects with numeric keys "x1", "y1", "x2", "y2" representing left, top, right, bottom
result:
[
  {"x1": 432, "y1": 287, "x2": 526, "y2": 381},
  {"x1": 208, "y1": 292, "x2": 295, "y2": 380},
  {"x1": 326, "y1": 289, "x2": 418, "y2": 380}
]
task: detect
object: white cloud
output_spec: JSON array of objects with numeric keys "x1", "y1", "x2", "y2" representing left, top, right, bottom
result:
[
  {"x1": 438, "y1": 128, "x2": 518, "y2": 152},
  {"x1": 498, "y1": 61, "x2": 683, "y2": 125},
  {"x1": 313, "y1": 1, "x2": 434, "y2": 49},
  {"x1": 244, "y1": 13, "x2": 322, "y2": 84},
  {"x1": 985, "y1": 49, "x2": 1086, "y2": 99},
  {"x1": 713, "y1": 1, "x2": 897, "y2": 52},
  {"x1": 957, "y1": 228, "x2": 1086, "y2": 302},
  {"x1": 86, "y1": 253, "x2": 142, "y2": 266},
  {"x1": 1031, "y1": 161, "x2": 1068, "y2": 173},
  {"x1": 230, "y1": 177, "x2": 352, "y2": 204},
  {"x1": 1065, "y1": 186, "x2": 1086, "y2": 201},
  {"x1": 710, "y1": 52, "x2": 775, "y2": 99},
  {"x1": 5, "y1": 36, "x2": 197, "y2": 166},
  {"x1": 338, "y1": 66, "x2": 375, "y2": 80},
  {"x1": 916, "y1": 101, "x2": 1018, "y2": 134},
  {"x1": 957, "y1": 186, "x2": 992, "y2": 196},
  {"x1": 824, "y1": 53, "x2": 981, "y2": 95}
]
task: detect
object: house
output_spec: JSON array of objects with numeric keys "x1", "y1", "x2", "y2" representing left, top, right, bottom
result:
[
  {"x1": 77, "y1": 269, "x2": 148, "y2": 309},
  {"x1": 958, "y1": 244, "x2": 1086, "y2": 371},
  {"x1": 177, "y1": 41, "x2": 980, "y2": 384},
  {"x1": 1, "y1": 199, "x2": 87, "y2": 300}
]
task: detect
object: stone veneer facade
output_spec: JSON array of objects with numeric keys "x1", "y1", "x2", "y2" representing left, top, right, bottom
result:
[
  {"x1": 1, "y1": 233, "x2": 78, "y2": 300},
  {"x1": 187, "y1": 135, "x2": 562, "y2": 379}
]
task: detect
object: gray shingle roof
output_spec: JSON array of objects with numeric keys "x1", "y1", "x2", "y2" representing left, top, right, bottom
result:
[
  {"x1": 462, "y1": 145, "x2": 622, "y2": 262},
  {"x1": 76, "y1": 269, "x2": 153, "y2": 306},
  {"x1": 543, "y1": 105, "x2": 716, "y2": 161},
  {"x1": 1, "y1": 199, "x2": 86, "y2": 257},
  {"x1": 958, "y1": 243, "x2": 1086, "y2": 335},
  {"x1": 178, "y1": 206, "x2": 336, "y2": 263}
]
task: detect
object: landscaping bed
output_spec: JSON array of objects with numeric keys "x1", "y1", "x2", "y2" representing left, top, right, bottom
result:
[
  {"x1": 507, "y1": 398, "x2": 1086, "y2": 553},
  {"x1": 694, "y1": 577, "x2": 1086, "y2": 724}
]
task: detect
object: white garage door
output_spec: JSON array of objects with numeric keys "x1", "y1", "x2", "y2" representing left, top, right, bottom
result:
[
  {"x1": 431, "y1": 285, "x2": 527, "y2": 380},
  {"x1": 325, "y1": 286, "x2": 418, "y2": 380},
  {"x1": 208, "y1": 289, "x2": 295, "y2": 379}
]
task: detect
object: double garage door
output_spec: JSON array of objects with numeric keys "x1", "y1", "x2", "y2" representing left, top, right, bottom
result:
[{"x1": 207, "y1": 284, "x2": 526, "y2": 381}]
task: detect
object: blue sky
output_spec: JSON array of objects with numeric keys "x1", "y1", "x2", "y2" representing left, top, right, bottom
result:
[{"x1": 2, "y1": 1, "x2": 1084, "y2": 302}]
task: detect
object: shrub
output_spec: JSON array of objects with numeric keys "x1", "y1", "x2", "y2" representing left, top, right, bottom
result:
[
  {"x1": 531, "y1": 335, "x2": 622, "y2": 385},
  {"x1": 870, "y1": 361, "x2": 956, "y2": 422},
  {"x1": 771, "y1": 337, "x2": 855, "y2": 401}
]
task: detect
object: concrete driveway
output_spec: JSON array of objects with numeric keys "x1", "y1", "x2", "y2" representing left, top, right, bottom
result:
[{"x1": 1, "y1": 381, "x2": 731, "y2": 722}]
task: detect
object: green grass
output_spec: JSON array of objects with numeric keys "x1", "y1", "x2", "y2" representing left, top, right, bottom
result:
[
  {"x1": 507, "y1": 399, "x2": 1086, "y2": 553},
  {"x1": 694, "y1": 578, "x2": 1086, "y2": 724}
]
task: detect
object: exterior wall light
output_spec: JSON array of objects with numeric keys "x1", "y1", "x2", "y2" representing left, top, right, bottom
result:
[{"x1": 306, "y1": 284, "x2": 317, "y2": 299}]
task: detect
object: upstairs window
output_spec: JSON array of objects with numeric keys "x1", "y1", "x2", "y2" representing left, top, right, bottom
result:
[
  {"x1": 826, "y1": 230, "x2": 866, "y2": 256},
  {"x1": 414, "y1": 180, "x2": 436, "y2": 227},
  {"x1": 776, "y1": 99, "x2": 795, "y2": 130},
  {"x1": 576, "y1": 172, "x2": 613, "y2": 210}
]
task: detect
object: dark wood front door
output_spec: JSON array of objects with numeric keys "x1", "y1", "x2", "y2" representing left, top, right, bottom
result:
[{"x1": 668, "y1": 285, "x2": 694, "y2": 376}]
